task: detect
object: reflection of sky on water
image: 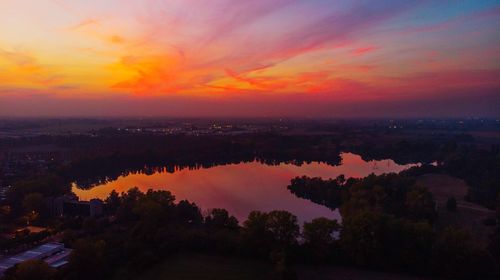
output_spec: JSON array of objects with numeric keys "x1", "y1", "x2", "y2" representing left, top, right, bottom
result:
[{"x1": 73, "y1": 153, "x2": 418, "y2": 223}]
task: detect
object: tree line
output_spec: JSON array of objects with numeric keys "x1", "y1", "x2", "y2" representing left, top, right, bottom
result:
[{"x1": 5, "y1": 172, "x2": 500, "y2": 279}]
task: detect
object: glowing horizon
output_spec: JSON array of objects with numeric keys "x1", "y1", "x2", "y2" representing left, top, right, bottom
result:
[{"x1": 1, "y1": 0, "x2": 499, "y2": 117}]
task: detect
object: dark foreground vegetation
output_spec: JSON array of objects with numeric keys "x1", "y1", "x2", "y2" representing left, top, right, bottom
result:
[
  {"x1": 4, "y1": 174, "x2": 499, "y2": 280},
  {"x1": 289, "y1": 172, "x2": 499, "y2": 278},
  {"x1": 1, "y1": 119, "x2": 500, "y2": 279}
]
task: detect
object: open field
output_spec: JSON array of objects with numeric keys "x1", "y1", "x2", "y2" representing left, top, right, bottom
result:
[{"x1": 417, "y1": 174, "x2": 496, "y2": 248}]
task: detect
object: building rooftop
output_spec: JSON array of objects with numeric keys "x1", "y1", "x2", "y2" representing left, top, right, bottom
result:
[{"x1": 0, "y1": 242, "x2": 71, "y2": 276}]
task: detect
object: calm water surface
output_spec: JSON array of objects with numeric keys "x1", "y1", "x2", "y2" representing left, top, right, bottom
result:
[{"x1": 73, "y1": 153, "x2": 419, "y2": 223}]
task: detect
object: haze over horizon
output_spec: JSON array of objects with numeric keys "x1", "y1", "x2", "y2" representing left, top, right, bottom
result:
[{"x1": 1, "y1": 0, "x2": 499, "y2": 118}]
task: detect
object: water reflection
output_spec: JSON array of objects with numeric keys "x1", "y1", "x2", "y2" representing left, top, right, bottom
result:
[{"x1": 73, "y1": 153, "x2": 419, "y2": 223}]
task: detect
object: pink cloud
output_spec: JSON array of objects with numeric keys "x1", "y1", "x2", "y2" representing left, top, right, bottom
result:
[{"x1": 351, "y1": 46, "x2": 378, "y2": 56}]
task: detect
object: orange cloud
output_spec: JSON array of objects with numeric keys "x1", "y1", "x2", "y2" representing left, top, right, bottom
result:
[
  {"x1": 0, "y1": 49, "x2": 42, "y2": 72},
  {"x1": 108, "y1": 35, "x2": 126, "y2": 44}
]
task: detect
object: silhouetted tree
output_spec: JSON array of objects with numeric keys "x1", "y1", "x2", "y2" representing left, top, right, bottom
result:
[
  {"x1": 341, "y1": 210, "x2": 434, "y2": 271},
  {"x1": 105, "y1": 189, "x2": 121, "y2": 213},
  {"x1": 22, "y1": 193, "x2": 45, "y2": 214},
  {"x1": 266, "y1": 210, "x2": 300, "y2": 249},
  {"x1": 405, "y1": 186, "x2": 436, "y2": 222},
  {"x1": 431, "y1": 227, "x2": 496, "y2": 279},
  {"x1": 340, "y1": 211, "x2": 385, "y2": 267},
  {"x1": 133, "y1": 200, "x2": 165, "y2": 225},
  {"x1": 303, "y1": 217, "x2": 339, "y2": 245},
  {"x1": 176, "y1": 200, "x2": 203, "y2": 225},
  {"x1": 22, "y1": 193, "x2": 45, "y2": 224},
  {"x1": 303, "y1": 217, "x2": 340, "y2": 261},
  {"x1": 205, "y1": 208, "x2": 239, "y2": 230},
  {"x1": 242, "y1": 211, "x2": 273, "y2": 256},
  {"x1": 66, "y1": 239, "x2": 108, "y2": 280}
]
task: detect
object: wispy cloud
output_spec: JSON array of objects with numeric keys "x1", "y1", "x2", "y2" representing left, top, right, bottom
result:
[
  {"x1": 351, "y1": 46, "x2": 378, "y2": 56},
  {"x1": 69, "y1": 18, "x2": 101, "y2": 31},
  {"x1": 0, "y1": 48, "x2": 42, "y2": 72},
  {"x1": 0, "y1": 0, "x2": 499, "y2": 117},
  {"x1": 109, "y1": 0, "x2": 419, "y2": 94}
]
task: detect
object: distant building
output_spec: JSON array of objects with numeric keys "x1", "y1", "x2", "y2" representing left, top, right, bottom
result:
[
  {"x1": 46, "y1": 196, "x2": 104, "y2": 217},
  {"x1": 89, "y1": 199, "x2": 104, "y2": 217},
  {"x1": 0, "y1": 185, "x2": 10, "y2": 202},
  {"x1": 0, "y1": 242, "x2": 72, "y2": 276}
]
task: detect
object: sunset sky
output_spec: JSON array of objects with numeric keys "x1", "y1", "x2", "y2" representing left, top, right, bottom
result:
[{"x1": 0, "y1": 0, "x2": 499, "y2": 117}]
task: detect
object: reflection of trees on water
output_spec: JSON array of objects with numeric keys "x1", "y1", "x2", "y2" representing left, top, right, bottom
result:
[
  {"x1": 73, "y1": 155, "x2": 343, "y2": 190},
  {"x1": 345, "y1": 143, "x2": 439, "y2": 165},
  {"x1": 55, "y1": 134, "x2": 343, "y2": 190}
]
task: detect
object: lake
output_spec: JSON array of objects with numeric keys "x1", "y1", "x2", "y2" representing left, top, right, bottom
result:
[{"x1": 73, "y1": 153, "x2": 419, "y2": 223}]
